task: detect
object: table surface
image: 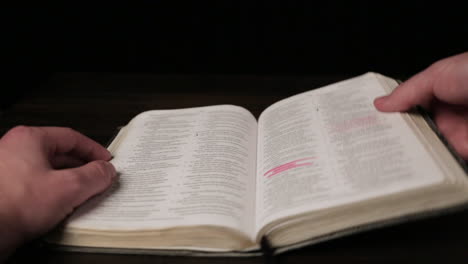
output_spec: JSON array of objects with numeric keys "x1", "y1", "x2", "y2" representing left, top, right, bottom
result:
[{"x1": 3, "y1": 73, "x2": 468, "y2": 264}]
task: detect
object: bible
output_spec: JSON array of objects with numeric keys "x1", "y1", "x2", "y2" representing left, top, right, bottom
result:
[{"x1": 46, "y1": 72, "x2": 468, "y2": 255}]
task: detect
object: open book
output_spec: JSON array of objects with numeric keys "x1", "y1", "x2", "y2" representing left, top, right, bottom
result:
[{"x1": 46, "y1": 73, "x2": 468, "y2": 255}]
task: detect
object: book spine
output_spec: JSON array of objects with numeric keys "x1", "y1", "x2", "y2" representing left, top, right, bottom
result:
[{"x1": 260, "y1": 236, "x2": 276, "y2": 264}]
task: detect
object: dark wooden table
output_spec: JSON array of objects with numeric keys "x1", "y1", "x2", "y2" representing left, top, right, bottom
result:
[{"x1": 3, "y1": 73, "x2": 468, "y2": 264}]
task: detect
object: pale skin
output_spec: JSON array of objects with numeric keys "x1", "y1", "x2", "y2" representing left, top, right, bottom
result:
[
  {"x1": 1, "y1": 52, "x2": 467, "y2": 260},
  {"x1": 374, "y1": 52, "x2": 468, "y2": 160},
  {"x1": 0, "y1": 126, "x2": 116, "y2": 260}
]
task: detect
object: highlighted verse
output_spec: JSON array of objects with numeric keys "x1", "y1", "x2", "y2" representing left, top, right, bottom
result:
[{"x1": 264, "y1": 157, "x2": 315, "y2": 178}]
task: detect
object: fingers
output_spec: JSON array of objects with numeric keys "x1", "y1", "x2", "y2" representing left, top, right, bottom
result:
[
  {"x1": 375, "y1": 52, "x2": 468, "y2": 112},
  {"x1": 433, "y1": 103, "x2": 468, "y2": 160},
  {"x1": 51, "y1": 154, "x2": 86, "y2": 169},
  {"x1": 374, "y1": 68, "x2": 436, "y2": 112},
  {"x1": 51, "y1": 160, "x2": 117, "y2": 211},
  {"x1": 39, "y1": 127, "x2": 112, "y2": 162}
]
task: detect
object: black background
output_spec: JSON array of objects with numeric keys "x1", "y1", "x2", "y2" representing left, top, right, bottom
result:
[
  {"x1": 2, "y1": 3, "x2": 468, "y2": 262},
  {"x1": 2, "y1": 2, "x2": 468, "y2": 108}
]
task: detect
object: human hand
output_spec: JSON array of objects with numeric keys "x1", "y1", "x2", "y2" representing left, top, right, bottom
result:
[
  {"x1": 0, "y1": 126, "x2": 116, "y2": 259},
  {"x1": 374, "y1": 52, "x2": 468, "y2": 159}
]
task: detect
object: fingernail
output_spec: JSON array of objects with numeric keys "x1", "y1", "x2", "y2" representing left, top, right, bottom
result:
[
  {"x1": 375, "y1": 95, "x2": 388, "y2": 102},
  {"x1": 374, "y1": 96, "x2": 388, "y2": 106},
  {"x1": 105, "y1": 149, "x2": 113, "y2": 160}
]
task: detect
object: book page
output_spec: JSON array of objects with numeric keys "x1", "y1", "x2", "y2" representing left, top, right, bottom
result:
[
  {"x1": 255, "y1": 73, "x2": 445, "y2": 233},
  {"x1": 67, "y1": 105, "x2": 257, "y2": 239}
]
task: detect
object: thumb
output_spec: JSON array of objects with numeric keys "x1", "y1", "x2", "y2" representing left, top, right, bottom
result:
[
  {"x1": 53, "y1": 160, "x2": 116, "y2": 210},
  {"x1": 374, "y1": 69, "x2": 436, "y2": 112}
]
